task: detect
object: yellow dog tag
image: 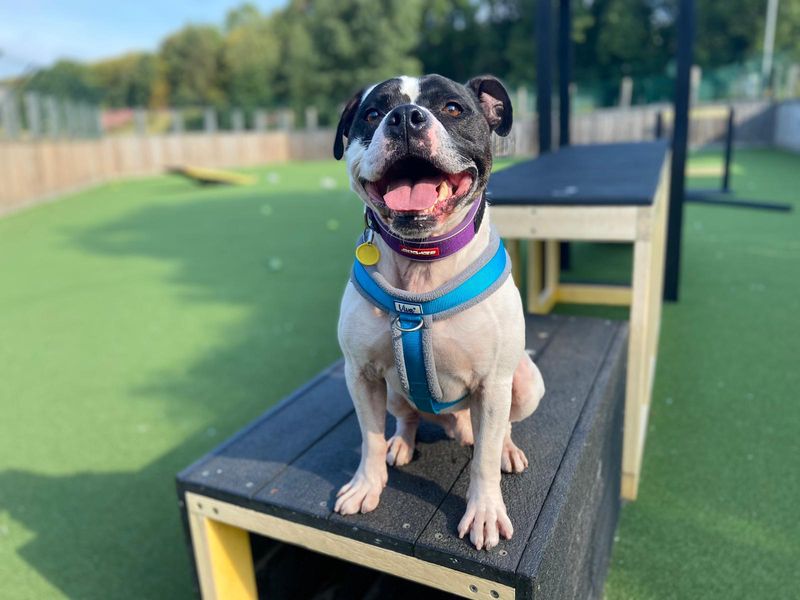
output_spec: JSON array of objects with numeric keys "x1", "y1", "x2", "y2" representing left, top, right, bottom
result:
[
  {"x1": 355, "y1": 241, "x2": 380, "y2": 266},
  {"x1": 356, "y1": 228, "x2": 380, "y2": 265}
]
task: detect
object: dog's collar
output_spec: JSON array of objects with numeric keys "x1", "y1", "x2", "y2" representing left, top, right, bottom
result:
[{"x1": 365, "y1": 195, "x2": 485, "y2": 262}]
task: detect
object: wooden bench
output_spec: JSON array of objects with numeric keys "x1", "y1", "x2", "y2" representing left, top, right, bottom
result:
[{"x1": 177, "y1": 314, "x2": 628, "y2": 599}]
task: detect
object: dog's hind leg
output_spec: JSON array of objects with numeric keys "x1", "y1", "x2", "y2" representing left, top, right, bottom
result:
[
  {"x1": 386, "y1": 390, "x2": 419, "y2": 467},
  {"x1": 421, "y1": 407, "x2": 474, "y2": 446},
  {"x1": 510, "y1": 353, "x2": 545, "y2": 423},
  {"x1": 501, "y1": 354, "x2": 543, "y2": 474},
  {"x1": 501, "y1": 423, "x2": 529, "y2": 474}
]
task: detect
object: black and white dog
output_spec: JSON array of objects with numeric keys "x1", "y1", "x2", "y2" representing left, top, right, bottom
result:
[{"x1": 333, "y1": 75, "x2": 545, "y2": 550}]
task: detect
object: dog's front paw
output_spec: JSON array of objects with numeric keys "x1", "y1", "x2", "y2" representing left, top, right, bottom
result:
[
  {"x1": 457, "y1": 488, "x2": 513, "y2": 550},
  {"x1": 334, "y1": 468, "x2": 387, "y2": 515}
]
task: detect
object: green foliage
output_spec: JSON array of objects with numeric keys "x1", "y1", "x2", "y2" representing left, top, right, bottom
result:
[
  {"x1": 694, "y1": 0, "x2": 766, "y2": 68},
  {"x1": 91, "y1": 53, "x2": 158, "y2": 108},
  {"x1": 275, "y1": 0, "x2": 424, "y2": 124},
  {"x1": 160, "y1": 25, "x2": 225, "y2": 107},
  {"x1": 17, "y1": 0, "x2": 800, "y2": 113},
  {"x1": 24, "y1": 59, "x2": 103, "y2": 103},
  {"x1": 222, "y1": 6, "x2": 281, "y2": 109}
]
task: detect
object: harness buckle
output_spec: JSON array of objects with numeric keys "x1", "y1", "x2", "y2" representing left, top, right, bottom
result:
[{"x1": 392, "y1": 315, "x2": 424, "y2": 332}]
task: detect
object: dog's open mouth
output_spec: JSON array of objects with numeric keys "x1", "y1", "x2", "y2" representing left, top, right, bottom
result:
[{"x1": 362, "y1": 157, "x2": 475, "y2": 213}]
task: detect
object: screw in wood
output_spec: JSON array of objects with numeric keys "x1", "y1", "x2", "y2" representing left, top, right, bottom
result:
[
  {"x1": 490, "y1": 591, "x2": 500, "y2": 598},
  {"x1": 469, "y1": 584, "x2": 478, "y2": 593}
]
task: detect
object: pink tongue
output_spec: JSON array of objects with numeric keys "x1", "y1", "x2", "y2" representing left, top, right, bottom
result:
[{"x1": 383, "y1": 177, "x2": 442, "y2": 211}]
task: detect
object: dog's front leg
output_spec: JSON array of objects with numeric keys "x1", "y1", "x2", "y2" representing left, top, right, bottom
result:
[
  {"x1": 334, "y1": 362, "x2": 388, "y2": 515},
  {"x1": 458, "y1": 380, "x2": 514, "y2": 550}
]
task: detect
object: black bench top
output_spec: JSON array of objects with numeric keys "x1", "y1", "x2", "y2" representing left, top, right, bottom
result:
[
  {"x1": 487, "y1": 141, "x2": 668, "y2": 206},
  {"x1": 177, "y1": 314, "x2": 628, "y2": 594}
]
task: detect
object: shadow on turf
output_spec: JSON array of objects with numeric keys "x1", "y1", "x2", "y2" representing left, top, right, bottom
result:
[{"x1": 2, "y1": 188, "x2": 367, "y2": 598}]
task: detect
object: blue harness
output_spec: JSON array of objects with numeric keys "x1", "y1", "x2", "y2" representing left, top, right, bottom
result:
[{"x1": 351, "y1": 232, "x2": 511, "y2": 414}]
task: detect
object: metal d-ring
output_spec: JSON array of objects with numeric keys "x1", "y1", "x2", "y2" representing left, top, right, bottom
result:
[{"x1": 393, "y1": 315, "x2": 424, "y2": 332}]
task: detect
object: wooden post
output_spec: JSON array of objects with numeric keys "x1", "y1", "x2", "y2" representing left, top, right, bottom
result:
[
  {"x1": 93, "y1": 106, "x2": 104, "y2": 137},
  {"x1": 134, "y1": 108, "x2": 147, "y2": 136},
  {"x1": 1, "y1": 90, "x2": 21, "y2": 139},
  {"x1": 515, "y1": 87, "x2": 529, "y2": 119},
  {"x1": 171, "y1": 109, "x2": 184, "y2": 134},
  {"x1": 80, "y1": 103, "x2": 94, "y2": 137},
  {"x1": 44, "y1": 96, "x2": 60, "y2": 138},
  {"x1": 64, "y1": 100, "x2": 78, "y2": 138},
  {"x1": 690, "y1": 65, "x2": 702, "y2": 104},
  {"x1": 305, "y1": 107, "x2": 318, "y2": 130},
  {"x1": 619, "y1": 77, "x2": 633, "y2": 107},
  {"x1": 24, "y1": 92, "x2": 42, "y2": 139},
  {"x1": 254, "y1": 110, "x2": 267, "y2": 132},
  {"x1": 526, "y1": 240, "x2": 560, "y2": 314},
  {"x1": 231, "y1": 109, "x2": 245, "y2": 132},
  {"x1": 277, "y1": 109, "x2": 294, "y2": 131},
  {"x1": 188, "y1": 511, "x2": 258, "y2": 600},
  {"x1": 204, "y1": 107, "x2": 218, "y2": 133},
  {"x1": 786, "y1": 65, "x2": 800, "y2": 98}
]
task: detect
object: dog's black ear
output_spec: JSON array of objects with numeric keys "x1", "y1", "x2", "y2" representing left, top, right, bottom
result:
[
  {"x1": 333, "y1": 87, "x2": 366, "y2": 160},
  {"x1": 466, "y1": 75, "x2": 513, "y2": 137}
]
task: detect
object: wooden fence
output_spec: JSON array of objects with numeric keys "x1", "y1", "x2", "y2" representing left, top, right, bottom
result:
[
  {"x1": 494, "y1": 100, "x2": 774, "y2": 157},
  {"x1": 0, "y1": 100, "x2": 777, "y2": 217},
  {"x1": 0, "y1": 131, "x2": 305, "y2": 215}
]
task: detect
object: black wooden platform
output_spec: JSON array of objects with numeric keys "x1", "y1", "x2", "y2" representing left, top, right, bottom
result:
[
  {"x1": 177, "y1": 314, "x2": 628, "y2": 599},
  {"x1": 487, "y1": 141, "x2": 668, "y2": 206}
]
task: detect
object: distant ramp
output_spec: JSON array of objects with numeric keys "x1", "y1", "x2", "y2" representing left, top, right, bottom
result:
[{"x1": 168, "y1": 165, "x2": 257, "y2": 186}]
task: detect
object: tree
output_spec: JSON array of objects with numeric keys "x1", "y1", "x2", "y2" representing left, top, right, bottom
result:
[
  {"x1": 23, "y1": 60, "x2": 103, "y2": 103},
  {"x1": 222, "y1": 5, "x2": 281, "y2": 109},
  {"x1": 274, "y1": 0, "x2": 424, "y2": 123},
  {"x1": 417, "y1": 0, "x2": 482, "y2": 84},
  {"x1": 91, "y1": 53, "x2": 158, "y2": 108},
  {"x1": 160, "y1": 25, "x2": 225, "y2": 107}
]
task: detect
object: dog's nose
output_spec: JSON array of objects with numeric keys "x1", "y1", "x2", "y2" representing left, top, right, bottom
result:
[{"x1": 386, "y1": 105, "x2": 428, "y2": 135}]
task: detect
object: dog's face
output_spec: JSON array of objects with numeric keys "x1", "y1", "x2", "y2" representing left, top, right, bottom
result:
[{"x1": 334, "y1": 74, "x2": 512, "y2": 239}]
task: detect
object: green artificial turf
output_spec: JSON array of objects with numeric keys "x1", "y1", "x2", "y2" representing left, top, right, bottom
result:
[{"x1": 0, "y1": 149, "x2": 798, "y2": 599}]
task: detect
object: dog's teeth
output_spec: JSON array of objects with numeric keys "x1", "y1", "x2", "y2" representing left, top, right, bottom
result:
[{"x1": 437, "y1": 181, "x2": 450, "y2": 201}]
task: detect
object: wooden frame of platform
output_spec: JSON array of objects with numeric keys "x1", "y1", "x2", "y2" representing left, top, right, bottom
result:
[{"x1": 490, "y1": 144, "x2": 670, "y2": 500}]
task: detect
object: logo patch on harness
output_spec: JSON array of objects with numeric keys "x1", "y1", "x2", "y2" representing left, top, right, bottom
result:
[
  {"x1": 400, "y1": 245, "x2": 440, "y2": 258},
  {"x1": 394, "y1": 301, "x2": 423, "y2": 315}
]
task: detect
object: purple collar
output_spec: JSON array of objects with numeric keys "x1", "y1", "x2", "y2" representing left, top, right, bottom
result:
[
  {"x1": 365, "y1": 196, "x2": 486, "y2": 261},
  {"x1": 365, "y1": 198, "x2": 485, "y2": 261}
]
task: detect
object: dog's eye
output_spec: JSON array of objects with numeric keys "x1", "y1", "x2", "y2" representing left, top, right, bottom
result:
[
  {"x1": 365, "y1": 109, "x2": 381, "y2": 123},
  {"x1": 443, "y1": 102, "x2": 463, "y2": 117}
]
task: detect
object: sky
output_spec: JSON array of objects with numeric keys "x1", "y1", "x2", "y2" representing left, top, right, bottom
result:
[{"x1": 0, "y1": 0, "x2": 286, "y2": 79}]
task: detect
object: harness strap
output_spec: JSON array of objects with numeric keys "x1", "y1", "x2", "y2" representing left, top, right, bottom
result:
[{"x1": 351, "y1": 231, "x2": 511, "y2": 414}]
